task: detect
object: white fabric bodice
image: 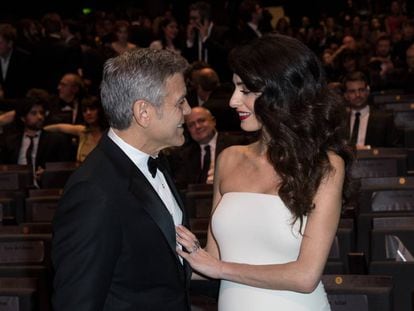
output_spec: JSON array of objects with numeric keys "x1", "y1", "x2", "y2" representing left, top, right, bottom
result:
[{"x1": 211, "y1": 192, "x2": 330, "y2": 311}]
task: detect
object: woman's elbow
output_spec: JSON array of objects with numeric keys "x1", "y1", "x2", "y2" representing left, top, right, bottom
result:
[{"x1": 295, "y1": 273, "x2": 321, "y2": 293}]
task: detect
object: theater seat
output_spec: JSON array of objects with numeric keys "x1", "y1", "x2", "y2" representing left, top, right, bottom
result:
[{"x1": 322, "y1": 274, "x2": 393, "y2": 311}]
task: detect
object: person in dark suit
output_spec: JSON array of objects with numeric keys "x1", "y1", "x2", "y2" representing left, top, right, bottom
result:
[
  {"x1": 167, "y1": 106, "x2": 248, "y2": 189},
  {"x1": 0, "y1": 97, "x2": 72, "y2": 177},
  {"x1": 235, "y1": 0, "x2": 264, "y2": 44},
  {"x1": 342, "y1": 71, "x2": 401, "y2": 148},
  {"x1": 47, "y1": 73, "x2": 86, "y2": 125},
  {"x1": 183, "y1": 1, "x2": 232, "y2": 82},
  {"x1": 33, "y1": 13, "x2": 80, "y2": 93},
  {"x1": 0, "y1": 23, "x2": 32, "y2": 99},
  {"x1": 187, "y1": 66, "x2": 240, "y2": 131},
  {"x1": 52, "y1": 48, "x2": 193, "y2": 311}
]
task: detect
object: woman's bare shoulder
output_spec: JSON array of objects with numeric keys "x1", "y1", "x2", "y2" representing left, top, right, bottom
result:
[{"x1": 218, "y1": 144, "x2": 250, "y2": 164}]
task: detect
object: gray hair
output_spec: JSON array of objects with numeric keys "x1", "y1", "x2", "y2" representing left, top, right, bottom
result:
[{"x1": 100, "y1": 48, "x2": 189, "y2": 130}]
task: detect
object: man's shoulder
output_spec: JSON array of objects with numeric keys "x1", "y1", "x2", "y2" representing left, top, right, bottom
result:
[
  {"x1": 65, "y1": 146, "x2": 118, "y2": 190},
  {"x1": 369, "y1": 107, "x2": 394, "y2": 119}
]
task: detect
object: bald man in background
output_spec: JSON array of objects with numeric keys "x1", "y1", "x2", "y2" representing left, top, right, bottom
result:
[{"x1": 167, "y1": 106, "x2": 248, "y2": 189}]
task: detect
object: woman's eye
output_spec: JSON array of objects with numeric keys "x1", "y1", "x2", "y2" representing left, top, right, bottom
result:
[{"x1": 240, "y1": 90, "x2": 251, "y2": 95}]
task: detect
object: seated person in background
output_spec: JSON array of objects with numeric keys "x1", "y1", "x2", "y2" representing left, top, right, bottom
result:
[
  {"x1": 0, "y1": 97, "x2": 73, "y2": 179},
  {"x1": 389, "y1": 43, "x2": 414, "y2": 93},
  {"x1": 367, "y1": 35, "x2": 398, "y2": 92},
  {"x1": 47, "y1": 73, "x2": 86, "y2": 124},
  {"x1": 188, "y1": 67, "x2": 220, "y2": 107},
  {"x1": 149, "y1": 16, "x2": 182, "y2": 55},
  {"x1": 0, "y1": 23, "x2": 33, "y2": 99},
  {"x1": 167, "y1": 106, "x2": 248, "y2": 189},
  {"x1": 189, "y1": 66, "x2": 240, "y2": 131},
  {"x1": 342, "y1": 71, "x2": 401, "y2": 149},
  {"x1": 44, "y1": 96, "x2": 108, "y2": 162}
]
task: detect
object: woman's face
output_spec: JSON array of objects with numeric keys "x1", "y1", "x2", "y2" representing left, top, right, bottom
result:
[
  {"x1": 82, "y1": 106, "x2": 99, "y2": 125},
  {"x1": 116, "y1": 26, "x2": 129, "y2": 42},
  {"x1": 229, "y1": 74, "x2": 262, "y2": 132},
  {"x1": 163, "y1": 21, "x2": 178, "y2": 40}
]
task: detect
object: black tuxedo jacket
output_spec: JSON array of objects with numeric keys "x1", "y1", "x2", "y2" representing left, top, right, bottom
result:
[
  {"x1": 0, "y1": 47, "x2": 32, "y2": 99},
  {"x1": 183, "y1": 24, "x2": 232, "y2": 82},
  {"x1": 347, "y1": 108, "x2": 401, "y2": 147},
  {"x1": 167, "y1": 132, "x2": 248, "y2": 189},
  {"x1": 52, "y1": 134, "x2": 191, "y2": 311},
  {"x1": 0, "y1": 130, "x2": 73, "y2": 167},
  {"x1": 235, "y1": 24, "x2": 261, "y2": 45}
]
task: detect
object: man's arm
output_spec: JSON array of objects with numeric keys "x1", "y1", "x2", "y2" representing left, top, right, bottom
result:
[{"x1": 52, "y1": 180, "x2": 121, "y2": 311}]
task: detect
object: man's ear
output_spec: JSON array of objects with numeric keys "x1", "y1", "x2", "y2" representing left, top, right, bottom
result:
[{"x1": 132, "y1": 100, "x2": 151, "y2": 127}]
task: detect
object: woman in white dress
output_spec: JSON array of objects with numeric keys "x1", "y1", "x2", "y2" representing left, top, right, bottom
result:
[{"x1": 176, "y1": 34, "x2": 353, "y2": 310}]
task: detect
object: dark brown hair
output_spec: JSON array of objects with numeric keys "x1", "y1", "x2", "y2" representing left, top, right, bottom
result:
[{"x1": 229, "y1": 34, "x2": 353, "y2": 228}]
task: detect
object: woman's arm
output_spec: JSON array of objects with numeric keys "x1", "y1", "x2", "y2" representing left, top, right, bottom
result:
[
  {"x1": 44, "y1": 124, "x2": 85, "y2": 136},
  {"x1": 177, "y1": 152, "x2": 345, "y2": 293},
  {"x1": 0, "y1": 110, "x2": 16, "y2": 126}
]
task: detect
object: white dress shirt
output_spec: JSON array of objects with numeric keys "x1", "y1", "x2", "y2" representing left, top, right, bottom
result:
[
  {"x1": 200, "y1": 131, "x2": 217, "y2": 184},
  {"x1": 247, "y1": 22, "x2": 262, "y2": 37},
  {"x1": 0, "y1": 50, "x2": 12, "y2": 80},
  {"x1": 350, "y1": 105, "x2": 370, "y2": 147},
  {"x1": 18, "y1": 131, "x2": 41, "y2": 165}
]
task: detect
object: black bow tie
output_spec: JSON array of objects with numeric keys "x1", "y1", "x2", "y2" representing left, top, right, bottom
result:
[{"x1": 147, "y1": 156, "x2": 162, "y2": 178}]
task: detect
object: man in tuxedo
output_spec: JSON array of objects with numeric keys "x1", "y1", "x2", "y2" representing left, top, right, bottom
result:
[
  {"x1": 0, "y1": 23, "x2": 32, "y2": 99},
  {"x1": 47, "y1": 73, "x2": 85, "y2": 124},
  {"x1": 0, "y1": 97, "x2": 73, "y2": 182},
  {"x1": 342, "y1": 71, "x2": 401, "y2": 148},
  {"x1": 236, "y1": 0, "x2": 264, "y2": 44},
  {"x1": 52, "y1": 49, "x2": 193, "y2": 310},
  {"x1": 187, "y1": 66, "x2": 240, "y2": 131},
  {"x1": 183, "y1": 1, "x2": 232, "y2": 82},
  {"x1": 168, "y1": 106, "x2": 248, "y2": 189}
]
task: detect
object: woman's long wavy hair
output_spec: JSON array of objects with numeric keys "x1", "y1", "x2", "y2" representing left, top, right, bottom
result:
[{"x1": 229, "y1": 34, "x2": 353, "y2": 228}]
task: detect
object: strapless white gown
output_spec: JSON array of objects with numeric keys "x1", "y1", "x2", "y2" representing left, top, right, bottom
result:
[{"x1": 211, "y1": 192, "x2": 330, "y2": 311}]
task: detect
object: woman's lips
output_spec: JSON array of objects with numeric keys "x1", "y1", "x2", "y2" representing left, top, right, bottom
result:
[{"x1": 238, "y1": 111, "x2": 251, "y2": 121}]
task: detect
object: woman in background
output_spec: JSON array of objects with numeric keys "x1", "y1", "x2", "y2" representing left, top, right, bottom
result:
[
  {"x1": 149, "y1": 17, "x2": 182, "y2": 54},
  {"x1": 44, "y1": 96, "x2": 108, "y2": 162}
]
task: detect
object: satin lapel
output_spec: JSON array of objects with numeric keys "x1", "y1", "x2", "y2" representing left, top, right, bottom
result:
[
  {"x1": 346, "y1": 110, "x2": 351, "y2": 139},
  {"x1": 161, "y1": 168, "x2": 193, "y2": 281},
  {"x1": 99, "y1": 134, "x2": 183, "y2": 265},
  {"x1": 163, "y1": 168, "x2": 187, "y2": 225},
  {"x1": 129, "y1": 170, "x2": 181, "y2": 263}
]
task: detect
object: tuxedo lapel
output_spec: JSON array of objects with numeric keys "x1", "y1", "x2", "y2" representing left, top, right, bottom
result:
[
  {"x1": 346, "y1": 110, "x2": 351, "y2": 139},
  {"x1": 99, "y1": 134, "x2": 185, "y2": 266},
  {"x1": 162, "y1": 167, "x2": 188, "y2": 224},
  {"x1": 129, "y1": 168, "x2": 182, "y2": 264}
]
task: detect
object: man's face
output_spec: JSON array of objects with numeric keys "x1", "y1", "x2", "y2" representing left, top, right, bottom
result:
[
  {"x1": 149, "y1": 73, "x2": 191, "y2": 149},
  {"x1": 185, "y1": 107, "x2": 216, "y2": 145},
  {"x1": 376, "y1": 40, "x2": 391, "y2": 57},
  {"x1": 0, "y1": 35, "x2": 12, "y2": 58},
  {"x1": 189, "y1": 9, "x2": 202, "y2": 26},
  {"x1": 23, "y1": 104, "x2": 45, "y2": 131},
  {"x1": 58, "y1": 75, "x2": 79, "y2": 99},
  {"x1": 344, "y1": 80, "x2": 370, "y2": 110}
]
